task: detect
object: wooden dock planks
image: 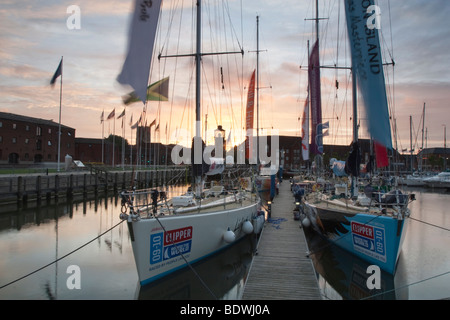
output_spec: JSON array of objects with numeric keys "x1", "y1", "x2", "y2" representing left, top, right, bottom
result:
[{"x1": 241, "y1": 180, "x2": 322, "y2": 300}]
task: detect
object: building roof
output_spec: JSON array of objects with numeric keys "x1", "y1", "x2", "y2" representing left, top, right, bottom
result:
[{"x1": 0, "y1": 111, "x2": 74, "y2": 130}]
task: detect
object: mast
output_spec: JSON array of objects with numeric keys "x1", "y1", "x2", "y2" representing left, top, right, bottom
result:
[
  {"x1": 256, "y1": 15, "x2": 260, "y2": 168},
  {"x1": 410, "y1": 115, "x2": 413, "y2": 172},
  {"x1": 195, "y1": 0, "x2": 201, "y2": 139}
]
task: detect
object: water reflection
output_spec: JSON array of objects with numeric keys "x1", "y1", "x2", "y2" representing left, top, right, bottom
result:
[
  {"x1": 0, "y1": 184, "x2": 257, "y2": 300},
  {"x1": 304, "y1": 185, "x2": 450, "y2": 300},
  {"x1": 304, "y1": 227, "x2": 408, "y2": 300},
  {"x1": 138, "y1": 235, "x2": 257, "y2": 300}
]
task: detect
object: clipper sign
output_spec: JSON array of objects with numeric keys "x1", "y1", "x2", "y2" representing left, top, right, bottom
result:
[
  {"x1": 150, "y1": 226, "x2": 193, "y2": 264},
  {"x1": 351, "y1": 221, "x2": 386, "y2": 262}
]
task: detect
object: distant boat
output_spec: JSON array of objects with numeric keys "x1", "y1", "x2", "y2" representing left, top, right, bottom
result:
[
  {"x1": 403, "y1": 173, "x2": 426, "y2": 187},
  {"x1": 301, "y1": 0, "x2": 415, "y2": 275},
  {"x1": 118, "y1": 0, "x2": 264, "y2": 286},
  {"x1": 423, "y1": 171, "x2": 450, "y2": 188}
]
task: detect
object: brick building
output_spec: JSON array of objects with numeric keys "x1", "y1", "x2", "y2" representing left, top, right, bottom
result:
[{"x1": 0, "y1": 112, "x2": 75, "y2": 166}]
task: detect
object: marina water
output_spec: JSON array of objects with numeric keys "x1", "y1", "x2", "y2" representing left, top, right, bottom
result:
[
  {"x1": 0, "y1": 185, "x2": 449, "y2": 300},
  {"x1": 0, "y1": 184, "x2": 255, "y2": 300}
]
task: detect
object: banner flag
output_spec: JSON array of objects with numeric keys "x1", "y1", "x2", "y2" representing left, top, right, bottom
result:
[
  {"x1": 117, "y1": 0, "x2": 162, "y2": 104},
  {"x1": 344, "y1": 0, "x2": 392, "y2": 149}
]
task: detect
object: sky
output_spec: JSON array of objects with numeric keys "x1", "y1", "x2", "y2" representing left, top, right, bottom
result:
[{"x1": 1, "y1": 0, "x2": 450, "y2": 153}]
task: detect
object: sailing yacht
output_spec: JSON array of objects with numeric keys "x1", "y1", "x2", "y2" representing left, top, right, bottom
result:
[
  {"x1": 301, "y1": 0, "x2": 415, "y2": 274},
  {"x1": 118, "y1": 0, "x2": 263, "y2": 286}
]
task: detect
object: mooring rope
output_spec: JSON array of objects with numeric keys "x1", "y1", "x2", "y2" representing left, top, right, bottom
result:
[{"x1": 0, "y1": 220, "x2": 125, "y2": 290}]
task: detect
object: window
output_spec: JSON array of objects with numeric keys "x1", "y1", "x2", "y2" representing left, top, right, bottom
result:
[
  {"x1": 26, "y1": 125, "x2": 30, "y2": 131},
  {"x1": 36, "y1": 139, "x2": 42, "y2": 150},
  {"x1": 48, "y1": 128, "x2": 52, "y2": 134},
  {"x1": 36, "y1": 126, "x2": 42, "y2": 136},
  {"x1": 0, "y1": 136, "x2": 2, "y2": 143},
  {"x1": 0, "y1": 122, "x2": 2, "y2": 127},
  {"x1": 48, "y1": 140, "x2": 52, "y2": 146},
  {"x1": 25, "y1": 138, "x2": 29, "y2": 144},
  {"x1": 12, "y1": 123, "x2": 17, "y2": 129},
  {"x1": 12, "y1": 137, "x2": 16, "y2": 143}
]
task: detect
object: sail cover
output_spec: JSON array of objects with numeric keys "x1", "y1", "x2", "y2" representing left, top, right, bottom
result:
[
  {"x1": 117, "y1": 0, "x2": 162, "y2": 104},
  {"x1": 308, "y1": 40, "x2": 323, "y2": 155},
  {"x1": 344, "y1": 0, "x2": 392, "y2": 150}
]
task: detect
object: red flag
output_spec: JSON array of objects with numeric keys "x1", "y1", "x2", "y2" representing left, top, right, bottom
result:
[
  {"x1": 245, "y1": 70, "x2": 256, "y2": 160},
  {"x1": 374, "y1": 141, "x2": 389, "y2": 168}
]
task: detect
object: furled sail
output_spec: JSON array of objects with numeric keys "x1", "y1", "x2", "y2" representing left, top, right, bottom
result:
[
  {"x1": 308, "y1": 40, "x2": 323, "y2": 155},
  {"x1": 301, "y1": 94, "x2": 310, "y2": 161},
  {"x1": 344, "y1": 0, "x2": 392, "y2": 150}
]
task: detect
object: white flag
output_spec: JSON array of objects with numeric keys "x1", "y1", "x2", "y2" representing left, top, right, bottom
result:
[{"x1": 117, "y1": 0, "x2": 162, "y2": 104}]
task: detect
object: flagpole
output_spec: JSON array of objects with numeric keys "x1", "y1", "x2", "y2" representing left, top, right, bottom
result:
[
  {"x1": 122, "y1": 108, "x2": 125, "y2": 170},
  {"x1": 102, "y1": 110, "x2": 105, "y2": 164},
  {"x1": 57, "y1": 56, "x2": 63, "y2": 172},
  {"x1": 113, "y1": 113, "x2": 115, "y2": 167}
]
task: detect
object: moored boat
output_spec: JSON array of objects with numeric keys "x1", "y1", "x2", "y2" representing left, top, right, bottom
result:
[
  {"x1": 116, "y1": 0, "x2": 265, "y2": 286},
  {"x1": 300, "y1": 0, "x2": 415, "y2": 274}
]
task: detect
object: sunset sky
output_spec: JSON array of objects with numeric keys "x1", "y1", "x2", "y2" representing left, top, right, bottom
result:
[{"x1": 1, "y1": 0, "x2": 449, "y2": 153}]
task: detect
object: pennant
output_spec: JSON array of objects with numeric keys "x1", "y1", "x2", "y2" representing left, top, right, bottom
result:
[
  {"x1": 131, "y1": 121, "x2": 139, "y2": 129},
  {"x1": 117, "y1": 109, "x2": 125, "y2": 119},
  {"x1": 117, "y1": 0, "x2": 163, "y2": 104},
  {"x1": 100, "y1": 111, "x2": 104, "y2": 124},
  {"x1": 122, "y1": 77, "x2": 170, "y2": 105},
  {"x1": 50, "y1": 58, "x2": 62, "y2": 87},
  {"x1": 107, "y1": 108, "x2": 115, "y2": 120},
  {"x1": 149, "y1": 119, "x2": 156, "y2": 127}
]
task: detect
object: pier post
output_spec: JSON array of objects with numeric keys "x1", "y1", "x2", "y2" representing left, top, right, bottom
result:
[{"x1": 36, "y1": 175, "x2": 42, "y2": 203}]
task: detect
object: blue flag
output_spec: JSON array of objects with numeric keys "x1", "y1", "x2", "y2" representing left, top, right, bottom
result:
[{"x1": 50, "y1": 58, "x2": 62, "y2": 87}]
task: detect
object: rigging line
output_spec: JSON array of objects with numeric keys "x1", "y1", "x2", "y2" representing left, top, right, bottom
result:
[
  {"x1": 361, "y1": 270, "x2": 450, "y2": 300},
  {"x1": 0, "y1": 220, "x2": 125, "y2": 290},
  {"x1": 409, "y1": 216, "x2": 450, "y2": 233}
]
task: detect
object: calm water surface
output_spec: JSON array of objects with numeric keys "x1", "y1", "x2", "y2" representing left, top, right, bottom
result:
[
  {"x1": 0, "y1": 185, "x2": 256, "y2": 300},
  {"x1": 1, "y1": 185, "x2": 449, "y2": 300}
]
